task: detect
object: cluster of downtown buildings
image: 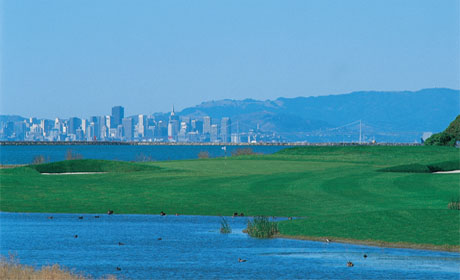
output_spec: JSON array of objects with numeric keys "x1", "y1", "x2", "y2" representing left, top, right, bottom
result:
[{"x1": 0, "y1": 106, "x2": 266, "y2": 143}]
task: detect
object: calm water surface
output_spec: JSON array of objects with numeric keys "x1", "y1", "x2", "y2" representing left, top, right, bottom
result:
[
  {"x1": 0, "y1": 145, "x2": 286, "y2": 165},
  {"x1": 1, "y1": 212, "x2": 459, "y2": 279}
]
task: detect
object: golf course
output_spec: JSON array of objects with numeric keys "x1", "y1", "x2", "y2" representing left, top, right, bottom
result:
[{"x1": 1, "y1": 145, "x2": 459, "y2": 251}]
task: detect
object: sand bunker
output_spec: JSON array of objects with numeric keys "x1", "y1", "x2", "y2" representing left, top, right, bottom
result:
[{"x1": 433, "y1": 170, "x2": 460, "y2": 174}]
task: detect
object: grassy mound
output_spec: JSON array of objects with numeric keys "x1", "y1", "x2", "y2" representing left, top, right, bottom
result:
[
  {"x1": 380, "y1": 160, "x2": 460, "y2": 173},
  {"x1": 30, "y1": 159, "x2": 159, "y2": 174}
]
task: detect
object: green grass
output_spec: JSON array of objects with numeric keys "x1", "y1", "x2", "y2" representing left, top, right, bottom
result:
[{"x1": 1, "y1": 146, "x2": 459, "y2": 249}]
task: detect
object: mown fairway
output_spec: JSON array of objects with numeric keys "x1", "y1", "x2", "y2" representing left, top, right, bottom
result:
[{"x1": 1, "y1": 146, "x2": 459, "y2": 249}]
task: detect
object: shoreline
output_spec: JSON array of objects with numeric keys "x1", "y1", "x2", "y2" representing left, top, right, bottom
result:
[
  {"x1": 1, "y1": 211, "x2": 457, "y2": 253},
  {"x1": 0, "y1": 141, "x2": 422, "y2": 146},
  {"x1": 276, "y1": 234, "x2": 460, "y2": 253}
]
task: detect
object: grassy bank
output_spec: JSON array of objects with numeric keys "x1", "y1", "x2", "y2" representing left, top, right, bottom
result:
[
  {"x1": 0, "y1": 256, "x2": 116, "y2": 280},
  {"x1": 1, "y1": 146, "x2": 459, "y2": 250}
]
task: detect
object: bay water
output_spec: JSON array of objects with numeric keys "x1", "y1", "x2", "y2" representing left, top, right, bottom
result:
[
  {"x1": 0, "y1": 144, "x2": 286, "y2": 165},
  {"x1": 1, "y1": 212, "x2": 459, "y2": 279}
]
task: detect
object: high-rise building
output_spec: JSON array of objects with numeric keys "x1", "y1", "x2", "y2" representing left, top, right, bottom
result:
[
  {"x1": 220, "y1": 117, "x2": 231, "y2": 143},
  {"x1": 81, "y1": 119, "x2": 87, "y2": 135},
  {"x1": 138, "y1": 114, "x2": 147, "y2": 138},
  {"x1": 89, "y1": 116, "x2": 100, "y2": 140},
  {"x1": 168, "y1": 106, "x2": 180, "y2": 141},
  {"x1": 203, "y1": 116, "x2": 211, "y2": 134},
  {"x1": 191, "y1": 119, "x2": 203, "y2": 134},
  {"x1": 112, "y1": 106, "x2": 124, "y2": 128},
  {"x1": 122, "y1": 117, "x2": 134, "y2": 141},
  {"x1": 68, "y1": 117, "x2": 82, "y2": 135},
  {"x1": 87, "y1": 122, "x2": 97, "y2": 141},
  {"x1": 105, "y1": 116, "x2": 113, "y2": 131},
  {"x1": 210, "y1": 124, "x2": 219, "y2": 142}
]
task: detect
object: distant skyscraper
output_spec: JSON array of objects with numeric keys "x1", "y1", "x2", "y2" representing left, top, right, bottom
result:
[
  {"x1": 203, "y1": 116, "x2": 211, "y2": 134},
  {"x1": 112, "y1": 106, "x2": 124, "y2": 128},
  {"x1": 68, "y1": 117, "x2": 81, "y2": 135},
  {"x1": 138, "y1": 114, "x2": 147, "y2": 138},
  {"x1": 89, "y1": 116, "x2": 100, "y2": 140},
  {"x1": 168, "y1": 106, "x2": 180, "y2": 141},
  {"x1": 191, "y1": 120, "x2": 203, "y2": 134},
  {"x1": 210, "y1": 124, "x2": 219, "y2": 142},
  {"x1": 122, "y1": 117, "x2": 134, "y2": 141},
  {"x1": 81, "y1": 119, "x2": 87, "y2": 135},
  {"x1": 105, "y1": 116, "x2": 113, "y2": 131},
  {"x1": 220, "y1": 117, "x2": 231, "y2": 143}
]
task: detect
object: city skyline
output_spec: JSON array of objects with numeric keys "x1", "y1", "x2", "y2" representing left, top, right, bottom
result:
[
  {"x1": 1, "y1": 0, "x2": 459, "y2": 118},
  {"x1": 0, "y1": 105, "x2": 266, "y2": 143}
]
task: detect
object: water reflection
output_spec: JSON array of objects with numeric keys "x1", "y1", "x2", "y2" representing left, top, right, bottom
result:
[{"x1": 1, "y1": 212, "x2": 459, "y2": 279}]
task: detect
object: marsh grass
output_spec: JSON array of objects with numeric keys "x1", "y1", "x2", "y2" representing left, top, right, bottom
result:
[
  {"x1": 220, "y1": 217, "x2": 231, "y2": 233},
  {"x1": 0, "y1": 255, "x2": 117, "y2": 280},
  {"x1": 247, "y1": 216, "x2": 278, "y2": 238},
  {"x1": 448, "y1": 198, "x2": 460, "y2": 210},
  {"x1": 66, "y1": 149, "x2": 83, "y2": 160},
  {"x1": 231, "y1": 148, "x2": 257, "y2": 156},
  {"x1": 32, "y1": 155, "x2": 47, "y2": 165},
  {"x1": 198, "y1": 151, "x2": 210, "y2": 159}
]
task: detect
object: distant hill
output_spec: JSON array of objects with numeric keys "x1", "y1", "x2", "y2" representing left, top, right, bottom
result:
[
  {"x1": 177, "y1": 88, "x2": 460, "y2": 142},
  {"x1": 2, "y1": 88, "x2": 459, "y2": 143},
  {"x1": 0, "y1": 115, "x2": 26, "y2": 123}
]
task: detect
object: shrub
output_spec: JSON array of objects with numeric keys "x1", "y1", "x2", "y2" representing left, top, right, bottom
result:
[
  {"x1": 231, "y1": 148, "x2": 256, "y2": 156},
  {"x1": 32, "y1": 155, "x2": 46, "y2": 165},
  {"x1": 136, "y1": 153, "x2": 153, "y2": 162},
  {"x1": 66, "y1": 149, "x2": 83, "y2": 160},
  {"x1": 247, "y1": 216, "x2": 278, "y2": 238},
  {"x1": 424, "y1": 115, "x2": 460, "y2": 146},
  {"x1": 198, "y1": 151, "x2": 210, "y2": 159},
  {"x1": 220, "y1": 217, "x2": 232, "y2": 234}
]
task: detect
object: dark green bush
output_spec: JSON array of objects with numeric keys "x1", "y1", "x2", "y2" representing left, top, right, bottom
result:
[{"x1": 425, "y1": 115, "x2": 460, "y2": 146}]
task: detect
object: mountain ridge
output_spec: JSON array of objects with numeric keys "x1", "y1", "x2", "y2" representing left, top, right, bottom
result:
[
  {"x1": 177, "y1": 88, "x2": 459, "y2": 140},
  {"x1": 2, "y1": 88, "x2": 459, "y2": 142}
]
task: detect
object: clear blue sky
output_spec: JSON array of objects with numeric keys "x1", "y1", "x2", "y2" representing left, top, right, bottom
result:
[{"x1": 1, "y1": 0, "x2": 459, "y2": 118}]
